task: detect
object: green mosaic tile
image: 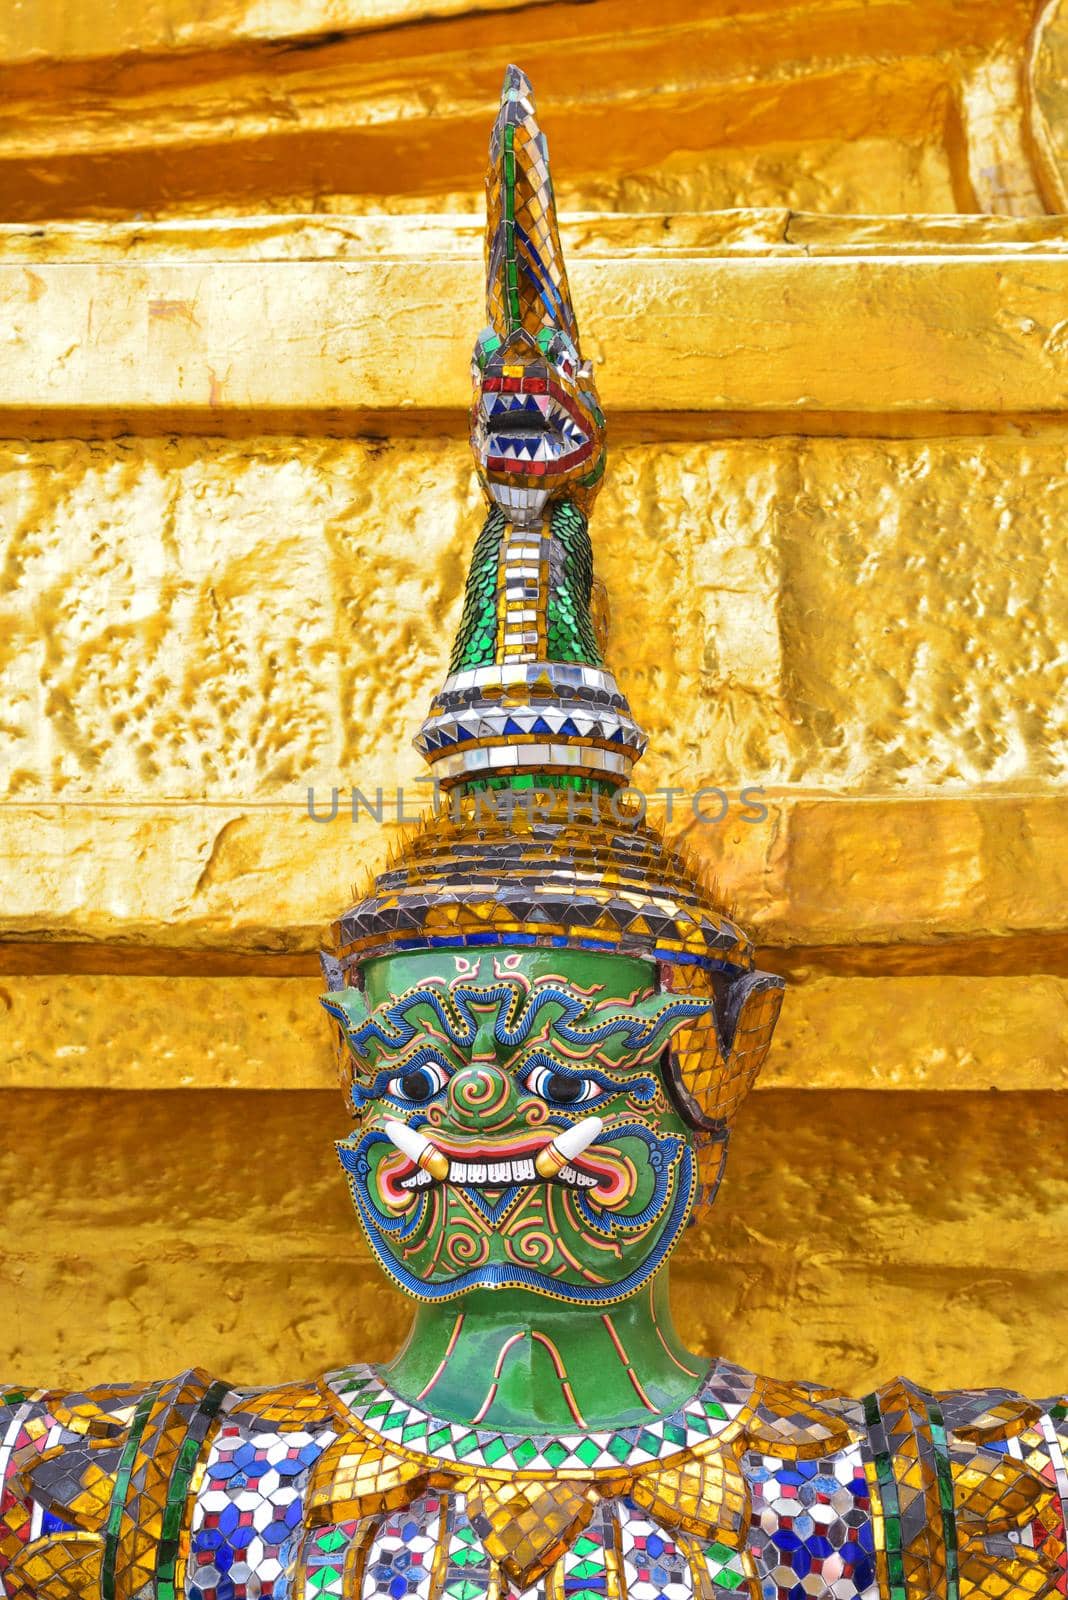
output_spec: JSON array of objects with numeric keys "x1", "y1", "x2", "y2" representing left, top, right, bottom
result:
[
  {"x1": 544, "y1": 501, "x2": 602, "y2": 664},
  {"x1": 705, "y1": 1542, "x2": 747, "y2": 1593},
  {"x1": 450, "y1": 508, "x2": 506, "y2": 672},
  {"x1": 446, "y1": 1582, "x2": 487, "y2": 1600},
  {"x1": 316, "y1": 1528, "x2": 350, "y2": 1554}
]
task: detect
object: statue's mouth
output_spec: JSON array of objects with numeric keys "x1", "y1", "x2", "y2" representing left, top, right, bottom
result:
[
  {"x1": 478, "y1": 378, "x2": 592, "y2": 472},
  {"x1": 399, "y1": 1153, "x2": 596, "y2": 1192},
  {"x1": 379, "y1": 1120, "x2": 626, "y2": 1206}
]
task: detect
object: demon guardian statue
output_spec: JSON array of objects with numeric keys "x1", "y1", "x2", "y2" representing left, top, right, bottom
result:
[{"x1": 2, "y1": 66, "x2": 1065, "y2": 1600}]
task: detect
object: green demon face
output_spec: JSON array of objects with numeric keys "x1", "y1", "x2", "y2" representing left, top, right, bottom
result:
[
  {"x1": 323, "y1": 947, "x2": 711, "y2": 1305},
  {"x1": 470, "y1": 326, "x2": 607, "y2": 519}
]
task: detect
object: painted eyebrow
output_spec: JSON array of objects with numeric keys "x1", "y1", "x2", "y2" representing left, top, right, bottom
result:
[{"x1": 330, "y1": 978, "x2": 710, "y2": 1065}]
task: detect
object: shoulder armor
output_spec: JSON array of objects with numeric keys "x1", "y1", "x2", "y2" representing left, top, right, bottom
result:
[
  {"x1": 858, "y1": 1377, "x2": 1067, "y2": 1600},
  {"x1": 1, "y1": 1370, "x2": 233, "y2": 1600}
]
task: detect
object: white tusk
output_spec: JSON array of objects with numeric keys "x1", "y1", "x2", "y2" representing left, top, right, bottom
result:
[
  {"x1": 535, "y1": 1115, "x2": 603, "y2": 1180},
  {"x1": 383, "y1": 1118, "x2": 450, "y2": 1182}
]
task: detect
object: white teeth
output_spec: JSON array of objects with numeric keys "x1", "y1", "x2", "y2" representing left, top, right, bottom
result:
[
  {"x1": 558, "y1": 1164, "x2": 598, "y2": 1189},
  {"x1": 400, "y1": 1169, "x2": 435, "y2": 1191},
  {"x1": 486, "y1": 433, "x2": 571, "y2": 462},
  {"x1": 397, "y1": 1154, "x2": 580, "y2": 1190},
  {"x1": 400, "y1": 1162, "x2": 595, "y2": 1192}
]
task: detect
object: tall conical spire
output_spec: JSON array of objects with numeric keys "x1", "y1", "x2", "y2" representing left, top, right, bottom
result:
[
  {"x1": 485, "y1": 64, "x2": 579, "y2": 347},
  {"x1": 411, "y1": 64, "x2": 634, "y2": 796}
]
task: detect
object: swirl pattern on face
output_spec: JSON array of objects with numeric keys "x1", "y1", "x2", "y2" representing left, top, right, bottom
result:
[{"x1": 326, "y1": 948, "x2": 713, "y2": 1303}]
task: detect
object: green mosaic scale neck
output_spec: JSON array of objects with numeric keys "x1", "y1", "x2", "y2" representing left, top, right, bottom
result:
[
  {"x1": 449, "y1": 501, "x2": 603, "y2": 672},
  {"x1": 380, "y1": 1272, "x2": 707, "y2": 1433},
  {"x1": 416, "y1": 494, "x2": 644, "y2": 793}
]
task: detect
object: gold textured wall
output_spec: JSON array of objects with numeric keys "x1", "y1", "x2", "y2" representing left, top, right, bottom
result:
[{"x1": 2, "y1": 0, "x2": 1067, "y2": 1396}]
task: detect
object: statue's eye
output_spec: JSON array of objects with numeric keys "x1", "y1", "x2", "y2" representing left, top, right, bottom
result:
[
  {"x1": 386, "y1": 1064, "x2": 449, "y2": 1103},
  {"x1": 522, "y1": 1063, "x2": 597, "y2": 1105}
]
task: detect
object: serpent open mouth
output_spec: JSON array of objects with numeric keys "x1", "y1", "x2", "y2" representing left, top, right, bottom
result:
[{"x1": 478, "y1": 379, "x2": 592, "y2": 472}]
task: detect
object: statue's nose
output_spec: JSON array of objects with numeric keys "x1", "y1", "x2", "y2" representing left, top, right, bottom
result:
[{"x1": 446, "y1": 1064, "x2": 515, "y2": 1130}]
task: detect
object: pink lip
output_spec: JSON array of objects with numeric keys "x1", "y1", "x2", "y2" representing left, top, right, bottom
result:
[{"x1": 428, "y1": 1131, "x2": 549, "y2": 1161}]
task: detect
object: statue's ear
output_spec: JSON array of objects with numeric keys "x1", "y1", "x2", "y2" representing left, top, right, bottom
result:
[
  {"x1": 660, "y1": 965, "x2": 785, "y2": 1131},
  {"x1": 717, "y1": 970, "x2": 785, "y2": 1064}
]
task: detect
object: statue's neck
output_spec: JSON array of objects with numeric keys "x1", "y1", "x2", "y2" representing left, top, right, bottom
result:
[
  {"x1": 377, "y1": 1270, "x2": 708, "y2": 1432},
  {"x1": 448, "y1": 500, "x2": 603, "y2": 680}
]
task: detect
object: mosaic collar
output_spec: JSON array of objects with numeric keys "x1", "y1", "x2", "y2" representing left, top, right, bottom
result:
[
  {"x1": 305, "y1": 1361, "x2": 858, "y2": 1591},
  {"x1": 324, "y1": 1359, "x2": 757, "y2": 1473}
]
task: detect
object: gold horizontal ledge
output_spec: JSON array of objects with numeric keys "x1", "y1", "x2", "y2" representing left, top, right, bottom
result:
[
  {"x1": 0, "y1": 0, "x2": 541, "y2": 66},
  {"x1": 1, "y1": 792, "x2": 1065, "y2": 952},
  {"x1": 4, "y1": 252, "x2": 1068, "y2": 416},
  {"x1": 7, "y1": 213, "x2": 1068, "y2": 263},
  {"x1": 0, "y1": 2, "x2": 1026, "y2": 221},
  {"x1": 2, "y1": 972, "x2": 1065, "y2": 1092},
  {"x1": 688, "y1": 790, "x2": 1068, "y2": 949}
]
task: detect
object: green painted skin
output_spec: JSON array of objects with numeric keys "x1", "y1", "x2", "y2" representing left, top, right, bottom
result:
[
  {"x1": 331, "y1": 947, "x2": 713, "y2": 1433},
  {"x1": 382, "y1": 1267, "x2": 709, "y2": 1433}
]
